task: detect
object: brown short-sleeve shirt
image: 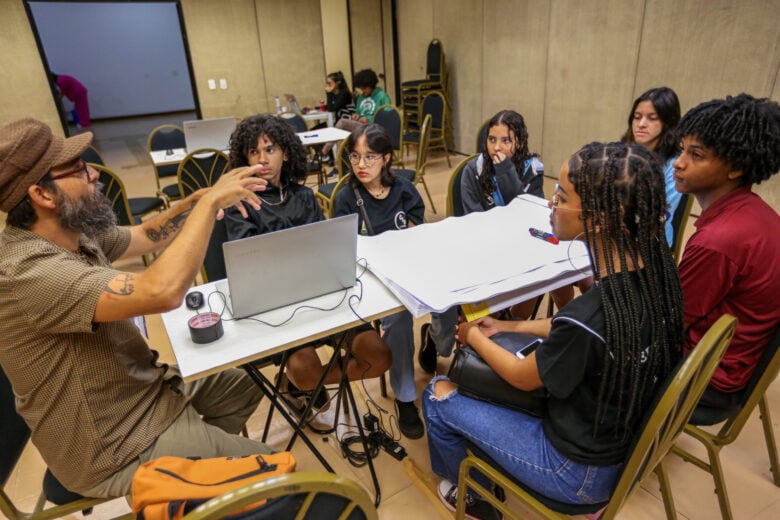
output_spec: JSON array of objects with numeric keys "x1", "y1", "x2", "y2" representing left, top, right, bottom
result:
[{"x1": 0, "y1": 226, "x2": 188, "y2": 493}]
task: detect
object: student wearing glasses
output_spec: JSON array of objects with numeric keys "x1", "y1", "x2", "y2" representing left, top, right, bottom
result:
[
  {"x1": 333, "y1": 124, "x2": 426, "y2": 439},
  {"x1": 0, "y1": 118, "x2": 272, "y2": 498},
  {"x1": 223, "y1": 115, "x2": 391, "y2": 425}
]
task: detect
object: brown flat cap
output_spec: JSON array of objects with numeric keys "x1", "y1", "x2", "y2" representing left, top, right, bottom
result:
[{"x1": 0, "y1": 118, "x2": 93, "y2": 212}]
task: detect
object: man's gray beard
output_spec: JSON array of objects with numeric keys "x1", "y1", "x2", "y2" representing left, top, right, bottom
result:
[{"x1": 56, "y1": 182, "x2": 118, "y2": 238}]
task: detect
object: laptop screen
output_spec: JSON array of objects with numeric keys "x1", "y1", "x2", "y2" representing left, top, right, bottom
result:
[
  {"x1": 183, "y1": 117, "x2": 237, "y2": 152},
  {"x1": 219, "y1": 214, "x2": 358, "y2": 319}
]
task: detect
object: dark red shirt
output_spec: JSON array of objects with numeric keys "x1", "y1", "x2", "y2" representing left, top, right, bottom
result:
[{"x1": 679, "y1": 187, "x2": 780, "y2": 392}]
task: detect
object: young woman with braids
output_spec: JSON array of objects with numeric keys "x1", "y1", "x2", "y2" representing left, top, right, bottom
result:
[
  {"x1": 621, "y1": 86, "x2": 682, "y2": 245},
  {"x1": 675, "y1": 94, "x2": 780, "y2": 411},
  {"x1": 223, "y1": 114, "x2": 391, "y2": 423},
  {"x1": 423, "y1": 142, "x2": 684, "y2": 519}
]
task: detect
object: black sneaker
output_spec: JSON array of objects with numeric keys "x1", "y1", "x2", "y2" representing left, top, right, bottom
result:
[
  {"x1": 395, "y1": 399, "x2": 424, "y2": 439},
  {"x1": 277, "y1": 374, "x2": 330, "y2": 415},
  {"x1": 438, "y1": 479, "x2": 502, "y2": 520},
  {"x1": 418, "y1": 322, "x2": 437, "y2": 374}
]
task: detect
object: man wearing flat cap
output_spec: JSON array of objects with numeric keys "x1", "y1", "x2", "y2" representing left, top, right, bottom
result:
[{"x1": 0, "y1": 118, "x2": 271, "y2": 498}]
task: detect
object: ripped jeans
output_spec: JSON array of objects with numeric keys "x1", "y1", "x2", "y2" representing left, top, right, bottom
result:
[{"x1": 422, "y1": 376, "x2": 622, "y2": 505}]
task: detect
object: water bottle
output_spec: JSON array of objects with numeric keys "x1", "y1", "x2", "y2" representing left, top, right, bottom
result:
[
  {"x1": 320, "y1": 99, "x2": 326, "y2": 112},
  {"x1": 275, "y1": 96, "x2": 282, "y2": 114}
]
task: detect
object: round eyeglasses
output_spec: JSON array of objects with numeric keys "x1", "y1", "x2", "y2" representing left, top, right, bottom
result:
[
  {"x1": 348, "y1": 153, "x2": 382, "y2": 166},
  {"x1": 50, "y1": 160, "x2": 96, "y2": 182}
]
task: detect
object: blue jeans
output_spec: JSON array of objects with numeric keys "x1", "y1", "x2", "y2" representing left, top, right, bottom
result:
[
  {"x1": 381, "y1": 310, "x2": 416, "y2": 402},
  {"x1": 422, "y1": 376, "x2": 622, "y2": 504},
  {"x1": 430, "y1": 306, "x2": 459, "y2": 357}
]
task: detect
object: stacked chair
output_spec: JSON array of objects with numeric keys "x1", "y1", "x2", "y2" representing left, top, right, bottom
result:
[{"x1": 401, "y1": 39, "x2": 453, "y2": 159}]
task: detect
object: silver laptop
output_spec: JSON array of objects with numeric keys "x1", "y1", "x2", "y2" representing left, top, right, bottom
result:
[
  {"x1": 218, "y1": 214, "x2": 358, "y2": 319},
  {"x1": 285, "y1": 94, "x2": 304, "y2": 114},
  {"x1": 183, "y1": 117, "x2": 236, "y2": 152}
]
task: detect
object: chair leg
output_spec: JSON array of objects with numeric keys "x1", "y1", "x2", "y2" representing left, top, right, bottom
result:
[
  {"x1": 759, "y1": 395, "x2": 780, "y2": 486},
  {"x1": 654, "y1": 460, "x2": 677, "y2": 519},
  {"x1": 379, "y1": 372, "x2": 388, "y2": 398},
  {"x1": 420, "y1": 177, "x2": 437, "y2": 214},
  {"x1": 704, "y1": 443, "x2": 733, "y2": 520}
]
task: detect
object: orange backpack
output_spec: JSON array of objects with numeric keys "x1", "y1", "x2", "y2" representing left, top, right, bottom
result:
[{"x1": 131, "y1": 452, "x2": 296, "y2": 519}]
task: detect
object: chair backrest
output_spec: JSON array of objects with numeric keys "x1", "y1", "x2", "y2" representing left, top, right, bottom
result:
[
  {"x1": 421, "y1": 91, "x2": 445, "y2": 131},
  {"x1": 425, "y1": 39, "x2": 444, "y2": 79},
  {"x1": 94, "y1": 164, "x2": 135, "y2": 226},
  {"x1": 373, "y1": 104, "x2": 403, "y2": 152},
  {"x1": 148, "y1": 125, "x2": 186, "y2": 186},
  {"x1": 475, "y1": 117, "x2": 491, "y2": 153},
  {"x1": 177, "y1": 149, "x2": 230, "y2": 197},
  {"x1": 336, "y1": 137, "x2": 351, "y2": 180},
  {"x1": 414, "y1": 114, "x2": 433, "y2": 177},
  {"x1": 671, "y1": 193, "x2": 694, "y2": 264},
  {"x1": 280, "y1": 112, "x2": 308, "y2": 133},
  {"x1": 80, "y1": 146, "x2": 105, "y2": 166},
  {"x1": 600, "y1": 314, "x2": 737, "y2": 519},
  {"x1": 182, "y1": 471, "x2": 377, "y2": 520},
  {"x1": 447, "y1": 154, "x2": 478, "y2": 217},
  {"x1": 201, "y1": 218, "x2": 229, "y2": 283},
  {"x1": 712, "y1": 325, "x2": 780, "y2": 442}
]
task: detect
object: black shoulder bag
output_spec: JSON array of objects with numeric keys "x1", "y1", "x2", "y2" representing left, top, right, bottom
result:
[{"x1": 448, "y1": 331, "x2": 548, "y2": 416}]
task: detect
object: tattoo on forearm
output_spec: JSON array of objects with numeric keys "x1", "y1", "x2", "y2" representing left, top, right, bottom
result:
[
  {"x1": 145, "y1": 205, "x2": 193, "y2": 242},
  {"x1": 104, "y1": 274, "x2": 136, "y2": 297}
]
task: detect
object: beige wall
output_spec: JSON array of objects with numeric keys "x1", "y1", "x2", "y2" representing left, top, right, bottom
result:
[
  {"x1": 1, "y1": 0, "x2": 778, "y2": 209},
  {"x1": 0, "y1": 0, "x2": 62, "y2": 134},
  {"x1": 396, "y1": 0, "x2": 780, "y2": 202}
]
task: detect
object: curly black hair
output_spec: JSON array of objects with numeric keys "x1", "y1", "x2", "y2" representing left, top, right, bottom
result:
[
  {"x1": 567, "y1": 141, "x2": 684, "y2": 439},
  {"x1": 345, "y1": 124, "x2": 395, "y2": 189},
  {"x1": 478, "y1": 110, "x2": 535, "y2": 202},
  {"x1": 353, "y1": 69, "x2": 379, "y2": 89},
  {"x1": 228, "y1": 114, "x2": 308, "y2": 185},
  {"x1": 620, "y1": 86, "x2": 681, "y2": 161},
  {"x1": 677, "y1": 93, "x2": 780, "y2": 186}
]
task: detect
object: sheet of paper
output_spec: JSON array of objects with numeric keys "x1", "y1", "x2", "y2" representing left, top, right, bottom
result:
[{"x1": 357, "y1": 196, "x2": 592, "y2": 316}]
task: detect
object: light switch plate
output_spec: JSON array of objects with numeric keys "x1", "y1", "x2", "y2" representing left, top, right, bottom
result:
[
  {"x1": 207, "y1": 79, "x2": 216, "y2": 90},
  {"x1": 219, "y1": 78, "x2": 228, "y2": 90}
]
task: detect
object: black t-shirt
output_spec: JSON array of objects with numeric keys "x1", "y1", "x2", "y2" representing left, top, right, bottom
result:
[
  {"x1": 332, "y1": 176, "x2": 425, "y2": 236},
  {"x1": 223, "y1": 183, "x2": 323, "y2": 240},
  {"x1": 536, "y1": 271, "x2": 663, "y2": 465}
]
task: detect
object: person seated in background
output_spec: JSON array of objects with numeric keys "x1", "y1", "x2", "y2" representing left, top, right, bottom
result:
[
  {"x1": 224, "y1": 114, "x2": 391, "y2": 423},
  {"x1": 323, "y1": 69, "x2": 391, "y2": 158},
  {"x1": 302, "y1": 71, "x2": 354, "y2": 165},
  {"x1": 620, "y1": 86, "x2": 682, "y2": 245},
  {"x1": 423, "y1": 141, "x2": 684, "y2": 520},
  {"x1": 0, "y1": 118, "x2": 271, "y2": 498},
  {"x1": 674, "y1": 93, "x2": 780, "y2": 410},
  {"x1": 333, "y1": 123, "x2": 426, "y2": 439}
]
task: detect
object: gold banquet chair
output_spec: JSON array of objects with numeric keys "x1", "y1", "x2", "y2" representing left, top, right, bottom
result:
[
  {"x1": 393, "y1": 114, "x2": 436, "y2": 213},
  {"x1": 455, "y1": 314, "x2": 737, "y2": 520},
  {"x1": 668, "y1": 325, "x2": 780, "y2": 520},
  {"x1": 177, "y1": 148, "x2": 230, "y2": 197},
  {"x1": 182, "y1": 472, "x2": 377, "y2": 520}
]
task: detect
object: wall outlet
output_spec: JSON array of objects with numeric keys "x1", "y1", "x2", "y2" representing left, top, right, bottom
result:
[
  {"x1": 207, "y1": 79, "x2": 216, "y2": 90},
  {"x1": 219, "y1": 78, "x2": 228, "y2": 90}
]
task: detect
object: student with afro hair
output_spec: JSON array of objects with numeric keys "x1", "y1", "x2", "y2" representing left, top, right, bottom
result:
[{"x1": 674, "y1": 93, "x2": 780, "y2": 410}]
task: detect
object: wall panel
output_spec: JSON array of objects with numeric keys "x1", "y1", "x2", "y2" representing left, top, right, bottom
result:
[
  {"x1": 0, "y1": 0, "x2": 60, "y2": 130},
  {"x1": 480, "y1": 0, "x2": 550, "y2": 157},
  {"x1": 542, "y1": 0, "x2": 645, "y2": 174},
  {"x1": 395, "y1": 0, "x2": 434, "y2": 84},
  {"x1": 432, "y1": 0, "x2": 483, "y2": 153}
]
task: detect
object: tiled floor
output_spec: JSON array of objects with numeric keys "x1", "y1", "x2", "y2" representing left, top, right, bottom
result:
[{"x1": 3, "y1": 114, "x2": 779, "y2": 519}]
